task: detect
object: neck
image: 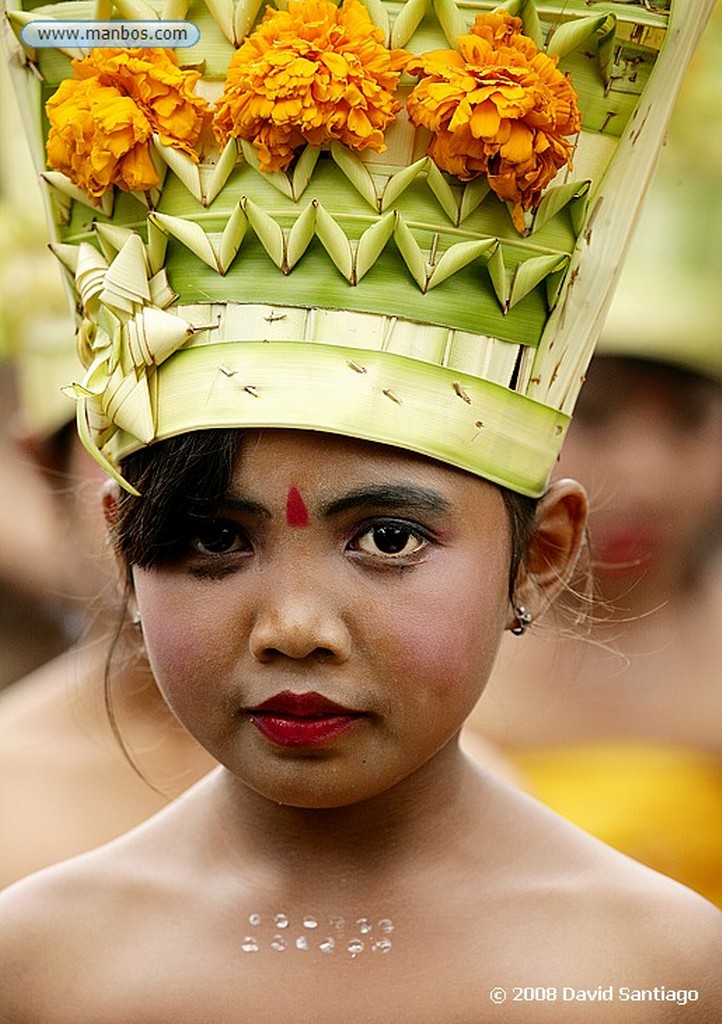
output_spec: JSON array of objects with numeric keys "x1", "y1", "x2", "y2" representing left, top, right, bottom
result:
[{"x1": 213, "y1": 740, "x2": 486, "y2": 890}]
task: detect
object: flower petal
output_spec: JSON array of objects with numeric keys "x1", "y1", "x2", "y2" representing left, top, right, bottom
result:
[{"x1": 406, "y1": 10, "x2": 581, "y2": 232}]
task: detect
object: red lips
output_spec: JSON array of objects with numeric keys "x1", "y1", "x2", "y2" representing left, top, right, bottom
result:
[
  {"x1": 592, "y1": 520, "x2": 662, "y2": 574},
  {"x1": 248, "y1": 691, "x2": 364, "y2": 747}
]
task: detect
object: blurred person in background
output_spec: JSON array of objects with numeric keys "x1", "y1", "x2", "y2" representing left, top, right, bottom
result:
[
  {"x1": 0, "y1": 333, "x2": 218, "y2": 886},
  {"x1": 0, "y1": 91, "x2": 72, "y2": 685},
  {"x1": 0, "y1": 362, "x2": 68, "y2": 687},
  {"x1": 0, "y1": 60, "x2": 215, "y2": 887},
  {"x1": 466, "y1": 3, "x2": 722, "y2": 907}
]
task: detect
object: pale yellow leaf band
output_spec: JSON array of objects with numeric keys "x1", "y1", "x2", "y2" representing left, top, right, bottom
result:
[{"x1": 98, "y1": 341, "x2": 569, "y2": 497}]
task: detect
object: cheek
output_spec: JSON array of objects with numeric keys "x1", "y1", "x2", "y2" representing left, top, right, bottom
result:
[
  {"x1": 676, "y1": 437, "x2": 722, "y2": 507},
  {"x1": 133, "y1": 575, "x2": 237, "y2": 704},
  {"x1": 374, "y1": 558, "x2": 508, "y2": 706}
]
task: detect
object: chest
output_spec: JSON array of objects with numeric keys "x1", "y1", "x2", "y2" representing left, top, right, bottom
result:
[
  {"x1": 75, "y1": 951, "x2": 582, "y2": 1024},
  {"x1": 62, "y1": 905, "x2": 635, "y2": 1024}
]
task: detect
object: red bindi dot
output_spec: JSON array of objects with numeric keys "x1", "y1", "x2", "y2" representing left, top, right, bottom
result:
[{"x1": 286, "y1": 485, "x2": 310, "y2": 528}]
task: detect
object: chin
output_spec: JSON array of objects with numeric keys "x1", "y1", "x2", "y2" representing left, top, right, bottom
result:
[{"x1": 237, "y1": 756, "x2": 416, "y2": 812}]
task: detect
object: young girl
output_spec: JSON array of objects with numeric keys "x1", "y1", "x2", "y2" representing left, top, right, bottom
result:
[
  {"x1": 4, "y1": 425, "x2": 721, "y2": 1024},
  {"x1": 1, "y1": 0, "x2": 719, "y2": 1019}
]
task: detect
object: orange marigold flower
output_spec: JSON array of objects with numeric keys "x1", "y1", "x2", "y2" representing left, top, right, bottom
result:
[
  {"x1": 46, "y1": 78, "x2": 156, "y2": 197},
  {"x1": 46, "y1": 48, "x2": 210, "y2": 197},
  {"x1": 213, "y1": 0, "x2": 409, "y2": 173},
  {"x1": 75, "y1": 49, "x2": 210, "y2": 158},
  {"x1": 406, "y1": 10, "x2": 581, "y2": 232}
]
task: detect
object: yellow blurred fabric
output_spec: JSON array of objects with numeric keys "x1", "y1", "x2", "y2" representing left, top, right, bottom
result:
[{"x1": 510, "y1": 741, "x2": 722, "y2": 908}]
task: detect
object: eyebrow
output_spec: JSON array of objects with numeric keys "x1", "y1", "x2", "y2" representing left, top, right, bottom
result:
[
  {"x1": 217, "y1": 495, "x2": 273, "y2": 518},
  {"x1": 321, "y1": 484, "x2": 453, "y2": 519},
  {"x1": 216, "y1": 484, "x2": 453, "y2": 520}
]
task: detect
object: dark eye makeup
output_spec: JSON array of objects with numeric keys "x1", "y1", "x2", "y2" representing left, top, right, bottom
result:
[
  {"x1": 167, "y1": 511, "x2": 434, "y2": 580},
  {"x1": 158, "y1": 516, "x2": 253, "y2": 579},
  {"x1": 188, "y1": 518, "x2": 250, "y2": 556},
  {"x1": 347, "y1": 518, "x2": 431, "y2": 562}
]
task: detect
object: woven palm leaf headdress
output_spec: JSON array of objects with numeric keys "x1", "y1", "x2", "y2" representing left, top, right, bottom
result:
[{"x1": 2, "y1": 0, "x2": 714, "y2": 495}]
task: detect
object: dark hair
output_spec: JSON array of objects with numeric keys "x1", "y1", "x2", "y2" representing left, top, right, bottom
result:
[
  {"x1": 112, "y1": 429, "x2": 538, "y2": 596},
  {"x1": 113, "y1": 430, "x2": 239, "y2": 577}
]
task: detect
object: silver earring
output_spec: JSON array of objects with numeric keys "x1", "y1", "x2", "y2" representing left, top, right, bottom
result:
[
  {"x1": 511, "y1": 605, "x2": 532, "y2": 636},
  {"x1": 131, "y1": 610, "x2": 143, "y2": 631}
]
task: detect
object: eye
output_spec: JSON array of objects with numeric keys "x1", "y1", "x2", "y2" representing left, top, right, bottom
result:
[
  {"x1": 188, "y1": 518, "x2": 249, "y2": 556},
  {"x1": 352, "y1": 521, "x2": 427, "y2": 560}
]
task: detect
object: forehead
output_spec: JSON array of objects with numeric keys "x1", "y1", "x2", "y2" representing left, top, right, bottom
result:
[
  {"x1": 581, "y1": 357, "x2": 720, "y2": 410},
  {"x1": 230, "y1": 429, "x2": 499, "y2": 511}
]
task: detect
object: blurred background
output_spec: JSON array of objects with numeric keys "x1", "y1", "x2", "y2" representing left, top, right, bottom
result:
[{"x1": 0, "y1": 50, "x2": 80, "y2": 685}]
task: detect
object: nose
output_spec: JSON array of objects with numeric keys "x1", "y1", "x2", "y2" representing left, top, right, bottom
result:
[
  {"x1": 248, "y1": 573, "x2": 352, "y2": 665},
  {"x1": 607, "y1": 419, "x2": 679, "y2": 508}
]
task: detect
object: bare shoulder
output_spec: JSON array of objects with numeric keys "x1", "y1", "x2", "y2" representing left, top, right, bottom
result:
[
  {"x1": 0, "y1": 783, "x2": 208, "y2": 1023},
  {"x1": 0, "y1": 775, "x2": 220, "y2": 1022},
  {"x1": 567, "y1": 871, "x2": 722, "y2": 1023},
  {"x1": 0, "y1": 835, "x2": 157, "y2": 1018},
  {"x1": 476, "y1": 779, "x2": 722, "y2": 1022},
  {"x1": 0, "y1": 847, "x2": 116, "y2": 937},
  {"x1": 605, "y1": 859, "x2": 720, "y2": 959},
  {"x1": 0, "y1": 857, "x2": 106, "y2": 1020},
  {"x1": 546, "y1": 830, "x2": 721, "y2": 1021}
]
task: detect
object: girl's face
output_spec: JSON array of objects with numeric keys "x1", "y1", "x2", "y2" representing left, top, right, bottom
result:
[
  {"x1": 557, "y1": 358, "x2": 722, "y2": 582},
  {"x1": 131, "y1": 430, "x2": 514, "y2": 808}
]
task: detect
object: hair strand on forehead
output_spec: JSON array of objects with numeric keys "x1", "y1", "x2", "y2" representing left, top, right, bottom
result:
[
  {"x1": 113, "y1": 430, "x2": 241, "y2": 571},
  {"x1": 112, "y1": 429, "x2": 540, "y2": 595}
]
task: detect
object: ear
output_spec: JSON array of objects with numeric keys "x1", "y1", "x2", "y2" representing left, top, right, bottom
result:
[
  {"x1": 100, "y1": 480, "x2": 135, "y2": 596},
  {"x1": 101, "y1": 478, "x2": 119, "y2": 530},
  {"x1": 506, "y1": 478, "x2": 588, "y2": 629}
]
